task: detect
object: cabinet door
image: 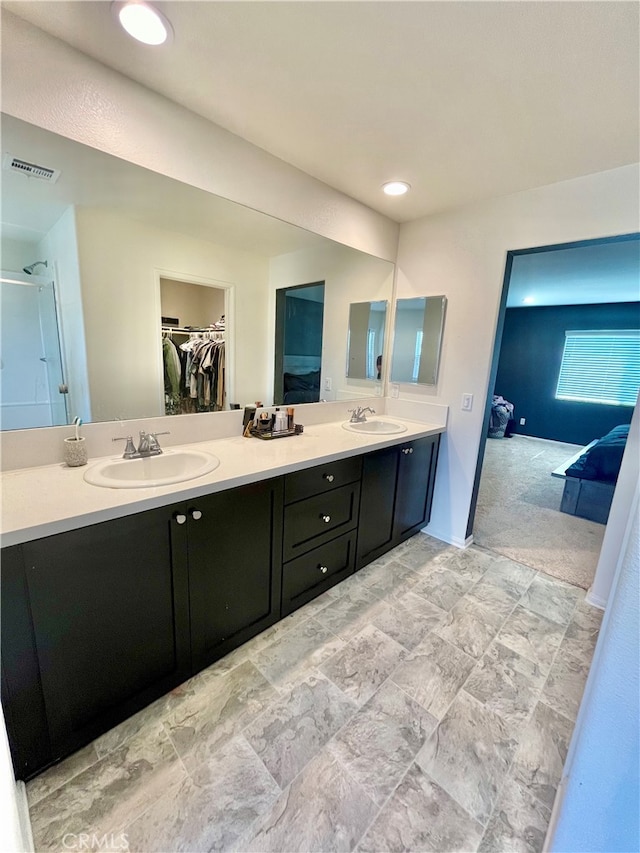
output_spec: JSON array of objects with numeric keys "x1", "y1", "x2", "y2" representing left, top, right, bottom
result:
[
  {"x1": 392, "y1": 435, "x2": 440, "y2": 542},
  {"x1": 356, "y1": 445, "x2": 398, "y2": 569},
  {"x1": 188, "y1": 478, "x2": 283, "y2": 672},
  {"x1": 22, "y1": 505, "x2": 190, "y2": 760},
  {"x1": 1, "y1": 545, "x2": 51, "y2": 779}
]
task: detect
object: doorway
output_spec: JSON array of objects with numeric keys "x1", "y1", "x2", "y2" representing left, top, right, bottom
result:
[
  {"x1": 274, "y1": 281, "x2": 325, "y2": 405},
  {"x1": 467, "y1": 234, "x2": 639, "y2": 590}
]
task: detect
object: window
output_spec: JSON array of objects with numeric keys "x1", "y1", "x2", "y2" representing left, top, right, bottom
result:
[
  {"x1": 366, "y1": 328, "x2": 376, "y2": 379},
  {"x1": 556, "y1": 330, "x2": 640, "y2": 406},
  {"x1": 412, "y1": 330, "x2": 424, "y2": 382}
]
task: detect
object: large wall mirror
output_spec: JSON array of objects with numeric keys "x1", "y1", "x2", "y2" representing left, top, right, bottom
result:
[
  {"x1": 391, "y1": 296, "x2": 447, "y2": 385},
  {"x1": 0, "y1": 114, "x2": 394, "y2": 430}
]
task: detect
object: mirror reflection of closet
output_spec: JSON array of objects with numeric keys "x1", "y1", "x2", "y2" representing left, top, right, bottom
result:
[
  {"x1": 160, "y1": 277, "x2": 227, "y2": 415},
  {"x1": 391, "y1": 296, "x2": 447, "y2": 385},
  {"x1": 346, "y1": 300, "x2": 388, "y2": 380}
]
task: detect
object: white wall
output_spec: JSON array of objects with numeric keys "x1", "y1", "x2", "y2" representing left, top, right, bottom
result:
[
  {"x1": 37, "y1": 207, "x2": 90, "y2": 423},
  {"x1": 160, "y1": 279, "x2": 225, "y2": 330},
  {"x1": 0, "y1": 237, "x2": 37, "y2": 272},
  {"x1": 0, "y1": 706, "x2": 30, "y2": 853},
  {"x1": 269, "y1": 243, "x2": 394, "y2": 403},
  {"x1": 588, "y1": 397, "x2": 640, "y2": 608},
  {"x1": 1, "y1": 11, "x2": 398, "y2": 263},
  {"x1": 395, "y1": 163, "x2": 640, "y2": 546},
  {"x1": 75, "y1": 208, "x2": 271, "y2": 421},
  {"x1": 548, "y1": 497, "x2": 640, "y2": 852}
]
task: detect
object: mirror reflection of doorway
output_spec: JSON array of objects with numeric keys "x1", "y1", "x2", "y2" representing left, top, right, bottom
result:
[
  {"x1": 159, "y1": 276, "x2": 228, "y2": 414},
  {"x1": 274, "y1": 282, "x2": 325, "y2": 405}
]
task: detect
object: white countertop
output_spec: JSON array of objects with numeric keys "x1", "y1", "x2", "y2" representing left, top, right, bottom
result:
[{"x1": 1, "y1": 418, "x2": 444, "y2": 547}]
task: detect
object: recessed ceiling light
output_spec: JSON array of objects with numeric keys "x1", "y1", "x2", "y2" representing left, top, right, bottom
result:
[
  {"x1": 382, "y1": 181, "x2": 411, "y2": 196},
  {"x1": 523, "y1": 296, "x2": 535, "y2": 304},
  {"x1": 112, "y1": 1, "x2": 173, "y2": 45}
]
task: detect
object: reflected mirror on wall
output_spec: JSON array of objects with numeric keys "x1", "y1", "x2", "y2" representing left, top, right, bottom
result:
[
  {"x1": 391, "y1": 296, "x2": 447, "y2": 385},
  {"x1": 0, "y1": 113, "x2": 394, "y2": 430},
  {"x1": 346, "y1": 300, "x2": 388, "y2": 380}
]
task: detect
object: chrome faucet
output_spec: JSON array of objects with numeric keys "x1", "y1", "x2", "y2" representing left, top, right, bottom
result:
[
  {"x1": 348, "y1": 406, "x2": 375, "y2": 423},
  {"x1": 112, "y1": 430, "x2": 170, "y2": 458}
]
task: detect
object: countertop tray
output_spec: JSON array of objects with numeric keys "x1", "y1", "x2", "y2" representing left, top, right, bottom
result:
[{"x1": 249, "y1": 427, "x2": 298, "y2": 440}]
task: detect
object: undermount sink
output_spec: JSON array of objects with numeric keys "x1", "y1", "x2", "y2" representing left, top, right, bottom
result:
[
  {"x1": 342, "y1": 419, "x2": 408, "y2": 435},
  {"x1": 84, "y1": 449, "x2": 220, "y2": 489}
]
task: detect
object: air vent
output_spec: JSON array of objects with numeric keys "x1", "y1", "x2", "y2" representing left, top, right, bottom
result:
[{"x1": 3, "y1": 154, "x2": 61, "y2": 183}]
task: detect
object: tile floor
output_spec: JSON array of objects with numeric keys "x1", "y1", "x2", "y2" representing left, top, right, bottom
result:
[{"x1": 27, "y1": 534, "x2": 602, "y2": 852}]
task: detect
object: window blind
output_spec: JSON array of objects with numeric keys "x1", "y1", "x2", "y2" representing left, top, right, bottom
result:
[{"x1": 556, "y1": 329, "x2": 640, "y2": 406}]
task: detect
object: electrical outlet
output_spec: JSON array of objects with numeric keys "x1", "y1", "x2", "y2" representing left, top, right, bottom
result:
[
  {"x1": 323, "y1": 377, "x2": 332, "y2": 391},
  {"x1": 391, "y1": 384, "x2": 400, "y2": 398},
  {"x1": 461, "y1": 393, "x2": 473, "y2": 411},
  {"x1": 374, "y1": 384, "x2": 382, "y2": 397},
  {"x1": 520, "y1": 417, "x2": 526, "y2": 425}
]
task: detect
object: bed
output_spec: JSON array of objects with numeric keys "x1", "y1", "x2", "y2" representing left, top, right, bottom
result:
[
  {"x1": 552, "y1": 424, "x2": 630, "y2": 524},
  {"x1": 282, "y1": 369, "x2": 321, "y2": 404}
]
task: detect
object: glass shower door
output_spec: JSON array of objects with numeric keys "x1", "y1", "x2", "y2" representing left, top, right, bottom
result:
[{"x1": 0, "y1": 275, "x2": 68, "y2": 430}]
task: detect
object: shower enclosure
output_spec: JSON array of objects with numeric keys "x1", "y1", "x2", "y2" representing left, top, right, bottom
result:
[{"x1": 0, "y1": 271, "x2": 68, "y2": 430}]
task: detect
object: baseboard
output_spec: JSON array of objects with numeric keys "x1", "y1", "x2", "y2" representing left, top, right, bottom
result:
[
  {"x1": 422, "y1": 526, "x2": 473, "y2": 549},
  {"x1": 542, "y1": 773, "x2": 568, "y2": 852},
  {"x1": 585, "y1": 587, "x2": 607, "y2": 610},
  {"x1": 15, "y1": 780, "x2": 34, "y2": 852}
]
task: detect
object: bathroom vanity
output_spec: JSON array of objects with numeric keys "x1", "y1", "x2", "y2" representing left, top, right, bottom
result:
[{"x1": 1, "y1": 418, "x2": 442, "y2": 780}]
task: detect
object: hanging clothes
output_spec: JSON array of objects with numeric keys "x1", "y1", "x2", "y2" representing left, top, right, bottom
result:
[
  {"x1": 162, "y1": 336, "x2": 182, "y2": 414},
  {"x1": 179, "y1": 334, "x2": 225, "y2": 412}
]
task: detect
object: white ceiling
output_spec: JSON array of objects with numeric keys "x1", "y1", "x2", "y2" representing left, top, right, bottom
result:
[{"x1": 3, "y1": 0, "x2": 639, "y2": 224}]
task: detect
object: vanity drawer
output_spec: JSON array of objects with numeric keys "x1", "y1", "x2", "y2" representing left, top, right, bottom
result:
[
  {"x1": 282, "y1": 531, "x2": 356, "y2": 616},
  {"x1": 284, "y1": 456, "x2": 362, "y2": 504},
  {"x1": 283, "y1": 482, "x2": 361, "y2": 561}
]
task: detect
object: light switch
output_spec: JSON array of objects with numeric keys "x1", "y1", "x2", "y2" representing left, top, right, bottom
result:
[
  {"x1": 391, "y1": 384, "x2": 400, "y2": 398},
  {"x1": 323, "y1": 377, "x2": 332, "y2": 391},
  {"x1": 461, "y1": 393, "x2": 473, "y2": 411}
]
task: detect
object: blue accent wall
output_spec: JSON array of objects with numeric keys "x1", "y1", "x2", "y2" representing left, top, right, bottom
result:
[{"x1": 495, "y1": 302, "x2": 639, "y2": 445}]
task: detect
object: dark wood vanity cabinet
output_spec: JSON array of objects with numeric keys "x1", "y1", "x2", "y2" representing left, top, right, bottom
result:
[
  {"x1": 356, "y1": 434, "x2": 440, "y2": 568},
  {"x1": 1, "y1": 479, "x2": 283, "y2": 778},
  {"x1": 1, "y1": 505, "x2": 191, "y2": 776},
  {"x1": 1, "y1": 434, "x2": 441, "y2": 780}
]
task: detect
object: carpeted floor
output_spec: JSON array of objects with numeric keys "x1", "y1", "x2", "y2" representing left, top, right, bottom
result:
[{"x1": 473, "y1": 435, "x2": 605, "y2": 590}]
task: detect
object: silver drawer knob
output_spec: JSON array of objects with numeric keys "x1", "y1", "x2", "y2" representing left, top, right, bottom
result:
[
  {"x1": 319, "y1": 565, "x2": 328, "y2": 574},
  {"x1": 174, "y1": 513, "x2": 187, "y2": 525},
  {"x1": 190, "y1": 509, "x2": 203, "y2": 520},
  {"x1": 321, "y1": 514, "x2": 331, "y2": 523},
  {"x1": 409, "y1": 447, "x2": 414, "y2": 454},
  {"x1": 323, "y1": 473, "x2": 335, "y2": 483},
  {"x1": 402, "y1": 448, "x2": 409, "y2": 454}
]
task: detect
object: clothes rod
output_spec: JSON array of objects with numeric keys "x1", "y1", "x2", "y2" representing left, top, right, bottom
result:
[{"x1": 161, "y1": 326, "x2": 224, "y2": 334}]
